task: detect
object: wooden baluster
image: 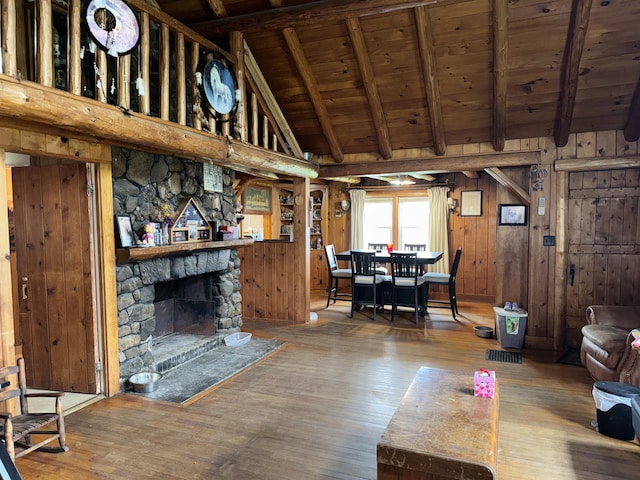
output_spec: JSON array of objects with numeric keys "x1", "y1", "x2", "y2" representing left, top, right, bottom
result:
[
  {"x1": 37, "y1": 0, "x2": 53, "y2": 87},
  {"x1": 96, "y1": 49, "x2": 107, "y2": 103},
  {"x1": 118, "y1": 55, "x2": 130, "y2": 109},
  {"x1": 191, "y1": 42, "x2": 202, "y2": 130},
  {"x1": 160, "y1": 23, "x2": 170, "y2": 120},
  {"x1": 251, "y1": 92, "x2": 258, "y2": 145},
  {"x1": 2, "y1": 0, "x2": 18, "y2": 77},
  {"x1": 263, "y1": 115, "x2": 268, "y2": 149},
  {"x1": 139, "y1": 12, "x2": 150, "y2": 115},
  {"x1": 230, "y1": 31, "x2": 246, "y2": 142},
  {"x1": 68, "y1": 0, "x2": 81, "y2": 95},
  {"x1": 272, "y1": 133, "x2": 278, "y2": 151},
  {"x1": 176, "y1": 32, "x2": 186, "y2": 125}
]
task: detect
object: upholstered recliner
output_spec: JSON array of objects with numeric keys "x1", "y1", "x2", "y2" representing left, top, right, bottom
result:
[{"x1": 580, "y1": 305, "x2": 640, "y2": 386}]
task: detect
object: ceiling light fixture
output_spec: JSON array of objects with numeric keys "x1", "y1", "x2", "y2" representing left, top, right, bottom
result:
[{"x1": 389, "y1": 176, "x2": 416, "y2": 186}]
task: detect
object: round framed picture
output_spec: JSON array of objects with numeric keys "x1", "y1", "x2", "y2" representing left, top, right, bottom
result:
[
  {"x1": 85, "y1": 0, "x2": 140, "y2": 56},
  {"x1": 202, "y1": 59, "x2": 236, "y2": 116}
]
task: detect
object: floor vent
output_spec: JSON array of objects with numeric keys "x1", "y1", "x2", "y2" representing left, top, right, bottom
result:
[{"x1": 485, "y1": 349, "x2": 522, "y2": 364}]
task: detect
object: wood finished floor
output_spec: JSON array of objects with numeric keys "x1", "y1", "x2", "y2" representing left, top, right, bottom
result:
[{"x1": 15, "y1": 299, "x2": 639, "y2": 479}]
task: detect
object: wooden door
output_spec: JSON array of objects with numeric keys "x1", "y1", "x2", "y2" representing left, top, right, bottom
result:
[
  {"x1": 12, "y1": 163, "x2": 97, "y2": 393},
  {"x1": 565, "y1": 168, "x2": 640, "y2": 348}
]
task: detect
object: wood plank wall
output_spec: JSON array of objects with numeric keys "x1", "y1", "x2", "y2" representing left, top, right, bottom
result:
[{"x1": 239, "y1": 241, "x2": 298, "y2": 321}]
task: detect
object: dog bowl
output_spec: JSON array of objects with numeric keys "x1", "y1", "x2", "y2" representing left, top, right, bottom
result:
[
  {"x1": 129, "y1": 372, "x2": 161, "y2": 393},
  {"x1": 224, "y1": 332, "x2": 252, "y2": 347},
  {"x1": 474, "y1": 326, "x2": 494, "y2": 339}
]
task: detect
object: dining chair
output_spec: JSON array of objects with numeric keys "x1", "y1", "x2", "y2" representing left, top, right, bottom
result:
[
  {"x1": 390, "y1": 252, "x2": 427, "y2": 324},
  {"x1": 324, "y1": 244, "x2": 352, "y2": 307},
  {"x1": 404, "y1": 243, "x2": 426, "y2": 251},
  {"x1": 350, "y1": 250, "x2": 389, "y2": 321},
  {"x1": 423, "y1": 248, "x2": 462, "y2": 319},
  {"x1": 367, "y1": 243, "x2": 389, "y2": 274}
]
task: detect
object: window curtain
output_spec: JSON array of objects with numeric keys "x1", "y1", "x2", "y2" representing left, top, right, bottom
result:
[
  {"x1": 428, "y1": 187, "x2": 450, "y2": 274},
  {"x1": 349, "y1": 189, "x2": 366, "y2": 249}
]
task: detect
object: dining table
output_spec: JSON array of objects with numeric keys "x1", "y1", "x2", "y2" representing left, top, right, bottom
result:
[{"x1": 336, "y1": 249, "x2": 443, "y2": 266}]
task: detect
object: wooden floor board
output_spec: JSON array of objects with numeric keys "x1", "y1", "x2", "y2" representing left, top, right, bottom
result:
[{"x1": 15, "y1": 299, "x2": 639, "y2": 479}]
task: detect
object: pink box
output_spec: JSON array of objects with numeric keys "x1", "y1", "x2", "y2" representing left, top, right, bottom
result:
[{"x1": 474, "y1": 369, "x2": 496, "y2": 398}]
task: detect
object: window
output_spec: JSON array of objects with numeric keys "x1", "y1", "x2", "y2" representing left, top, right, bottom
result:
[{"x1": 363, "y1": 193, "x2": 429, "y2": 250}]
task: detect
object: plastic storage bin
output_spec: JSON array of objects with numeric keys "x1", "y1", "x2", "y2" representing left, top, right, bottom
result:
[
  {"x1": 493, "y1": 306, "x2": 528, "y2": 349},
  {"x1": 593, "y1": 381, "x2": 640, "y2": 440}
]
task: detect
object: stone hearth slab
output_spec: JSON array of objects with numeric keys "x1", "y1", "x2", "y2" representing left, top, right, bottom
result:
[{"x1": 129, "y1": 337, "x2": 286, "y2": 404}]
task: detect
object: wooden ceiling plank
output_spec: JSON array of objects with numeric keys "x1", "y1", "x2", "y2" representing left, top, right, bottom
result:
[
  {"x1": 244, "y1": 40, "x2": 303, "y2": 158},
  {"x1": 492, "y1": 0, "x2": 507, "y2": 152},
  {"x1": 484, "y1": 167, "x2": 530, "y2": 205},
  {"x1": 282, "y1": 27, "x2": 345, "y2": 163},
  {"x1": 623, "y1": 75, "x2": 640, "y2": 142},
  {"x1": 190, "y1": 0, "x2": 469, "y2": 37},
  {"x1": 319, "y1": 151, "x2": 540, "y2": 177},
  {"x1": 346, "y1": 17, "x2": 393, "y2": 160},
  {"x1": 415, "y1": 6, "x2": 446, "y2": 156},
  {"x1": 554, "y1": 0, "x2": 593, "y2": 148}
]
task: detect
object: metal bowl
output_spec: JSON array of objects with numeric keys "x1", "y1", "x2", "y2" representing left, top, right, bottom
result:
[
  {"x1": 474, "y1": 326, "x2": 494, "y2": 339},
  {"x1": 129, "y1": 372, "x2": 161, "y2": 393}
]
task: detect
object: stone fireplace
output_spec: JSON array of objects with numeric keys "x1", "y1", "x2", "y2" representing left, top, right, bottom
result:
[{"x1": 112, "y1": 148, "x2": 243, "y2": 386}]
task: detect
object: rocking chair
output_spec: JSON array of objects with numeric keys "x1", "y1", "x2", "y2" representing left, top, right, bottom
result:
[{"x1": 0, "y1": 357, "x2": 69, "y2": 461}]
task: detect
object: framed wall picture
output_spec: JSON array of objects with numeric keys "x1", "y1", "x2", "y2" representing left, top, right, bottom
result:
[
  {"x1": 243, "y1": 186, "x2": 272, "y2": 214},
  {"x1": 460, "y1": 190, "x2": 482, "y2": 216},
  {"x1": 498, "y1": 204, "x2": 528, "y2": 226},
  {"x1": 116, "y1": 215, "x2": 136, "y2": 247},
  {"x1": 203, "y1": 163, "x2": 223, "y2": 193}
]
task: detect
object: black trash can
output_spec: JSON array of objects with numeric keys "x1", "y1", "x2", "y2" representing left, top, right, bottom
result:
[
  {"x1": 593, "y1": 381, "x2": 640, "y2": 440},
  {"x1": 632, "y1": 397, "x2": 640, "y2": 442}
]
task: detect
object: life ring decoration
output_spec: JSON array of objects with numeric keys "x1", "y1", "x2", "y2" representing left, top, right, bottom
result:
[
  {"x1": 85, "y1": 0, "x2": 140, "y2": 57},
  {"x1": 200, "y1": 57, "x2": 238, "y2": 122}
]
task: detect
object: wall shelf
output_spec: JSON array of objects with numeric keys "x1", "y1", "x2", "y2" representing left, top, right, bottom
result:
[{"x1": 116, "y1": 238, "x2": 254, "y2": 264}]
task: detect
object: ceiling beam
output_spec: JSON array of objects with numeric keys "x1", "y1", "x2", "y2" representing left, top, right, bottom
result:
[
  {"x1": 319, "y1": 151, "x2": 540, "y2": 177},
  {"x1": 410, "y1": 173, "x2": 437, "y2": 182},
  {"x1": 204, "y1": 0, "x2": 227, "y2": 17},
  {"x1": 190, "y1": 0, "x2": 469, "y2": 37},
  {"x1": 484, "y1": 167, "x2": 530, "y2": 205},
  {"x1": 0, "y1": 77, "x2": 318, "y2": 178},
  {"x1": 555, "y1": 156, "x2": 640, "y2": 172},
  {"x1": 462, "y1": 171, "x2": 479, "y2": 179},
  {"x1": 346, "y1": 18, "x2": 393, "y2": 160},
  {"x1": 415, "y1": 6, "x2": 446, "y2": 156},
  {"x1": 554, "y1": 0, "x2": 592, "y2": 148},
  {"x1": 623, "y1": 75, "x2": 640, "y2": 142},
  {"x1": 282, "y1": 27, "x2": 345, "y2": 163},
  {"x1": 243, "y1": 40, "x2": 303, "y2": 157},
  {"x1": 492, "y1": 0, "x2": 508, "y2": 152}
]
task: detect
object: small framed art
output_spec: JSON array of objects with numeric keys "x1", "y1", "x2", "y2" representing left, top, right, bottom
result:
[
  {"x1": 498, "y1": 204, "x2": 528, "y2": 226},
  {"x1": 460, "y1": 190, "x2": 482, "y2": 216},
  {"x1": 243, "y1": 186, "x2": 272, "y2": 214},
  {"x1": 116, "y1": 215, "x2": 136, "y2": 247}
]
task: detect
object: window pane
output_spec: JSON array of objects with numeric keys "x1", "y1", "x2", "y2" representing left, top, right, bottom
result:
[
  {"x1": 399, "y1": 198, "x2": 429, "y2": 250},
  {"x1": 364, "y1": 198, "x2": 392, "y2": 246}
]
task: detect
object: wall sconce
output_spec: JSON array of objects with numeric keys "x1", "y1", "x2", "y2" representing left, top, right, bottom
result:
[
  {"x1": 447, "y1": 197, "x2": 458, "y2": 213},
  {"x1": 340, "y1": 199, "x2": 350, "y2": 212}
]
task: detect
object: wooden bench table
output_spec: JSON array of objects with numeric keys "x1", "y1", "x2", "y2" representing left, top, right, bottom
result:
[{"x1": 377, "y1": 367, "x2": 499, "y2": 480}]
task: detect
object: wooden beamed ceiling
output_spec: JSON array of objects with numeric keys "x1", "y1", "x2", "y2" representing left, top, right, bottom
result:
[{"x1": 154, "y1": 0, "x2": 640, "y2": 179}]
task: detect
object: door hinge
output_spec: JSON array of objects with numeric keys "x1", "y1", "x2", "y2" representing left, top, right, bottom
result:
[
  {"x1": 95, "y1": 361, "x2": 102, "y2": 372},
  {"x1": 87, "y1": 183, "x2": 95, "y2": 196}
]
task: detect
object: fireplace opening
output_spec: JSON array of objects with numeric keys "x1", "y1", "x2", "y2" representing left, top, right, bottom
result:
[{"x1": 153, "y1": 274, "x2": 216, "y2": 337}]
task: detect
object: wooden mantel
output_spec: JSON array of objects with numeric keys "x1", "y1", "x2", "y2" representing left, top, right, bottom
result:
[{"x1": 116, "y1": 238, "x2": 254, "y2": 264}]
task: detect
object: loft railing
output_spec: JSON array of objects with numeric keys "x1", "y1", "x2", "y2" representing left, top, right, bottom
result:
[{"x1": 0, "y1": 0, "x2": 299, "y2": 158}]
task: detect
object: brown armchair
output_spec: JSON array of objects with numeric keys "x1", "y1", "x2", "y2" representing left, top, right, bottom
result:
[{"x1": 580, "y1": 305, "x2": 640, "y2": 386}]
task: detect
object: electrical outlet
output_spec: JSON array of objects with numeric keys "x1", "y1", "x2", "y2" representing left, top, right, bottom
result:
[{"x1": 543, "y1": 235, "x2": 555, "y2": 246}]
